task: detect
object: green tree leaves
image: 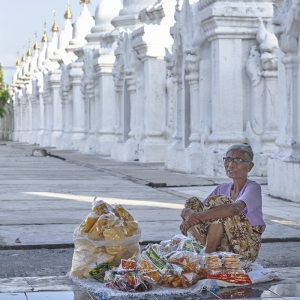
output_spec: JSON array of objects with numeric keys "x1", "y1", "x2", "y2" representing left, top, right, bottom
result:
[{"x1": 0, "y1": 64, "x2": 10, "y2": 118}]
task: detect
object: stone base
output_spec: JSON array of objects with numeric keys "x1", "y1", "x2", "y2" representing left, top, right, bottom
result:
[
  {"x1": 71, "y1": 133, "x2": 87, "y2": 151},
  {"x1": 111, "y1": 138, "x2": 139, "y2": 161},
  {"x1": 82, "y1": 135, "x2": 97, "y2": 154},
  {"x1": 42, "y1": 131, "x2": 52, "y2": 147},
  {"x1": 268, "y1": 157, "x2": 300, "y2": 203},
  {"x1": 30, "y1": 131, "x2": 38, "y2": 145},
  {"x1": 96, "y1": 135, "x2": 116, "y2": 156},
  {"x1": 251, "y1": 151, "x2": 272, "y2": 177},
  {"x1": 201, "y1": 144, "x2": 228, "y2": 177},
  {"x1": 138, "y1": 138, "x2": 168, "y2": 163},
  {"x1": 165, "y1": 143, "x2": 203, "y2": 174},
  {"x1": 37, "y1": 130, "x2": 45, "y2": 146},
  {"x1": 51, "y1": 131, "x2": 63, "y2": 148}
]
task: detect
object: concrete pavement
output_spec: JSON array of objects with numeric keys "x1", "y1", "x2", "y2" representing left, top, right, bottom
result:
[
  {"x1": 1, "y1": 141, "x2": 300, "y2": 299},
  {"x1": 1, "y1": 141, "x2": 299, "y2": 248}
]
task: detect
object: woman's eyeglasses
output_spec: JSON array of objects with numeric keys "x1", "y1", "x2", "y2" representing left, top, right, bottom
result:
[{"x1": 223, "y1": 157, "x2": 251, "y2": 164}]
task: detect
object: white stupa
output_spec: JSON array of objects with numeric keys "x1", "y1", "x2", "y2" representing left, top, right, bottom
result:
[
  {"x1": 11, "y1": 57, "x2": 21, "y2": 88},
  {"x1": 85, "y1": 0, "x2": 123, "y2": 46},
  {"x1": 66, "y1": 0, "x2": 95, "y2": 57},
  {"x1": 51, "y1": 4, "x2": 73, "y2": 62},
  {"x1": 28, "y1": 38, "x2": 40, "y2": 76},
  {"x1": 43, "y1": 14, "x2": 59, "y2": 70},
  {"x1": 35, "y1": 26, "x2": 48, "y2": 73}
]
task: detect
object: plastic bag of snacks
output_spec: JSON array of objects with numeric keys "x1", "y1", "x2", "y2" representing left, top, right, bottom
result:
[
  {"x1": 70, "y1": 199, "x2": 141, "y2": 279},
  {"x1": 105, "y1": 258, "x2": 152, "y2": 292},
  {"x1": 161, "y1": 263, "x2": 201, "y2": 288},
  {"x1": 204, "y1": 252, "x2": 252, "y2": 285},
  {"x1": 168, "y1": 250, "x2": 206, "y2": 278},
  {"x1": 138, "y1": 245, "x2": 170, "y2": 284}
]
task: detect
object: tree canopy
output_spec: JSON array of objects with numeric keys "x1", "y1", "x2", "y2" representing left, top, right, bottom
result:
[{"x1": 0, "y1": 64, "x2": 9, "y2": 118}]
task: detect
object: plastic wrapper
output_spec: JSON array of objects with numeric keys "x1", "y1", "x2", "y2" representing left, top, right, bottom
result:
[
  {"x1": 89, "y1": 263, "x2": 112, "y2": 282},
  {"x1": 168, "y1": 250, "x2": 201, "y2": 274},
  {"x1": 161, "y1": 264, "x2": 201, "y2": 288},
  {"x1": 203, "y1": 251, "x2": 245, "y2": 275},
  {"x1": 92, "y1": 198, "x2": 115, "y2": 216},
  {"x1": 88, "y1": 212, "x2": 122, "y2": 240},
  {"x1": 70, "y1": 200, "x2": 141, "y2": 279},
  {"x1": 78, "y1": 212, "x2": 99, "y2": 234},
  {"x1": 115, "y1": 204, "x2": 134, "y2": 222},
  {"x1": 106, "y1": 243, "x2": 140, "y2": 266},
  {"x1": 124, "y1": 221, "x2": 139, "y2": 237},
  {"x1": 206, "y1": 273, "x2": 252, "y2": 285},
  {"x1": 138, "y1": 246, "x2": 170, "y2": 284},
  {"x1": 105, "y1": 258, "x2": 152, "y2": 293}
]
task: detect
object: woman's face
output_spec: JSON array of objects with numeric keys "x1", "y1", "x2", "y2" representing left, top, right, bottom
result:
[{"x1": 224, "y1": 149, "x2": 254, "y2": 180}]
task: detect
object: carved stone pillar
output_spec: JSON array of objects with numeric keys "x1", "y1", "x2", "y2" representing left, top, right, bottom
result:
[
  {"x1": 69, "y1": 61, "x2": 85, "y2": 150},
  {"x1": 94, "y1": 50, "x2": 118, "y2": 155}
]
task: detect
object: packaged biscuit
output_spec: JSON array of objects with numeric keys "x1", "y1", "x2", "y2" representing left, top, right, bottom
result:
[
  {"x1": 92, "y1": 199, "x2": 115, "y2": 216},
  {"x1": 124, "y1": 221, "x2": 139, "y2": 237},
  {"x1": 115, "y1": 204, "x2": 134, "y2": 222},
  {"x1": 88, "y1": 212, "x2": 121, "y2": 239},
  {"x1": 138, "y1": 246, "x2": 170, "y2": 284},
  {"x1": 78, "y1": 213, "x2": 99, "y2": 234},
  {"x1": 168, "y1": 251, "x2": 201, "y2": 274}
]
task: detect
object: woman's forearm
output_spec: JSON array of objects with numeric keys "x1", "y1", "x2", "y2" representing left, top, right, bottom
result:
[{"x1": 198, "y1": 202, "x2": 245, "y2": 221}]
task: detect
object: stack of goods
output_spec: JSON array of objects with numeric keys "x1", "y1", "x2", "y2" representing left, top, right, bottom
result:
[
  {"x1": 105, "y1": 259, "x2": 152, "y2": 293},
  {"x1": 204, "y1": 252, "x2": 252, "y2": 285},
  {"x1": 138, "y1": 236, "x2": 207, "y2": 289},
  {"x1": 70, "y1": 199, "x2": 141, "y2": 279}
]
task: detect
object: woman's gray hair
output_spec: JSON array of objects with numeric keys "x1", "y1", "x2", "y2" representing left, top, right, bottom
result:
[{"x1": 226, "y1": 143, "x2": 254, "y2": 162}]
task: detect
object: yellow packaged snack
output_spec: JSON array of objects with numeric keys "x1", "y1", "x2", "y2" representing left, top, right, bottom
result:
[
  {"x1": 124, "y1": 221, "x2": 139, "y2": 237},
  {"x1": 103, "y1": 226, "x2": 126, "y2": 240},
  {"x1": 115, "y1": 204, "x2": 134, "y2": 221},
  {"x1": 88, "y1": 212, "x2": 119, "y2": 239},
  {"x1": 78, "y1": 213, "x2": 99, "y2": 234},
  {"x1": 92, "y1": 199, "x2": 115, "y2": 216}
]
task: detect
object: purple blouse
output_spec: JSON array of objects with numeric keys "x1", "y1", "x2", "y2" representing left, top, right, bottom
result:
[{"x1": 203, "y1": 180, "x2": 266, "y2": 232}]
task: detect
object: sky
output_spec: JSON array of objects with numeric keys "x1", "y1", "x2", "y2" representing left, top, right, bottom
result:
[{"x1": 0, "y1": 0, "x2": 122, "y2": 85}]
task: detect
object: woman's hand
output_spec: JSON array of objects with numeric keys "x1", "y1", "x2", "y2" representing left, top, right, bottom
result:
[
  {"x1": 181, "y1": 208, "x2": 203, "y2": 226},
  {"x1": 180, "y1": 220, "x2": 191, "y2": 236}
]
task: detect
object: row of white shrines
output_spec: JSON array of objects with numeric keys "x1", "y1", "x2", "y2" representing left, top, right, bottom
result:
[{"x1": 1, "y1": 0, "x2": 300, "y2": 202}]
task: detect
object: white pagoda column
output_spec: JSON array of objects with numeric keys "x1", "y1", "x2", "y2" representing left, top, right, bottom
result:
[
  {"x1": 78, "y1": 0, "x2": 123, "y2": 154},
  {"x1": 198, "y1": 0, "x2": 274, "y2": 176},
  {"x1": 67, "y1": 1, "x2": 94, "y2": 150},
  {"x1": 268, "y1": 0, "x2": 300, "y2": 202}
]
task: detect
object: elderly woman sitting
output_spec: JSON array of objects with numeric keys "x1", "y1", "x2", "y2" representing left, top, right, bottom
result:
[{"x1": 180, "y1": 143, "x2": 265, "y2": 264}]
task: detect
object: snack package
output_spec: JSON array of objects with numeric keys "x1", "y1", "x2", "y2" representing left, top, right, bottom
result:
[
  {"x1": 78, "y1": 213, "x2": 99, "y2": 234},
  {"x1": 105, "y1": 259, "x2": 152, "y2": 293},
  {"x1": 138, "y1": 246, "x2": 170, "y2": 284},
  {"x1": 89, "y1": 263, "x2": 112, "y2": 282},
  {"x1": 70, "y1": 200, "x2": 142, "y2": 279},
  {"x1": 203, "y1": 252, "x2": 223, "y2": 274},
  {"x1": 180, "y1": 271, "x2": 200, "y2": 288},
  {"x1": 106, "y1": 243, "x2": 140, "y2": 266},
  {"x1": 92, "y1": 199, "x2": 115, "y2": 216},
  {"x1": 168, "y1": 250, "x2": 201, "y2": 274},
  {"x1": 115, "y1": 205, "x2": 134, "y2": 221},
  {"x1": 88, "y1": 212, "x2": 121, "y2": 240},
  {"x1": 124, "y1": 221, "x2": 139, "y2": 237}
]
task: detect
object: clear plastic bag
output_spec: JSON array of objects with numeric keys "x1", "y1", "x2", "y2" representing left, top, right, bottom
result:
[{"x1": 70, "y1": 227, "x2": 141, "y2": 278}]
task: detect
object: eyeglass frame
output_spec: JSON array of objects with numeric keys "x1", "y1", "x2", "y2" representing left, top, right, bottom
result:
[{"x1": 223, "y1": 157, "x2": 252, "y2": 164}]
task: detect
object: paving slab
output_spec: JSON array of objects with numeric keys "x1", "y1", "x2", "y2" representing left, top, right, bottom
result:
[
  {"x1": 0, "y1": 141, "x2": 299, "y2": 249},
  {"x1": 1, "y1": 266, "x2": 299, "y2": 298}
]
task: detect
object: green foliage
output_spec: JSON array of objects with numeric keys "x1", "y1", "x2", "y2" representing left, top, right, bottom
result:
[{"x1": 0, "y1": 64, "x2": 9, "y2": 118}]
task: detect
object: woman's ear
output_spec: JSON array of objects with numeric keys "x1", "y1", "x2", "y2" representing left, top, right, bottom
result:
[{"x1": 248, "y1": 162, "x2": 254, "y2": 172}]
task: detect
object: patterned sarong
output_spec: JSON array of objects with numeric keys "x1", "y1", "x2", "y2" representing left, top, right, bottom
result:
[{"x1": 184, "y1": 195, "x2": 263, "y2": 267}]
